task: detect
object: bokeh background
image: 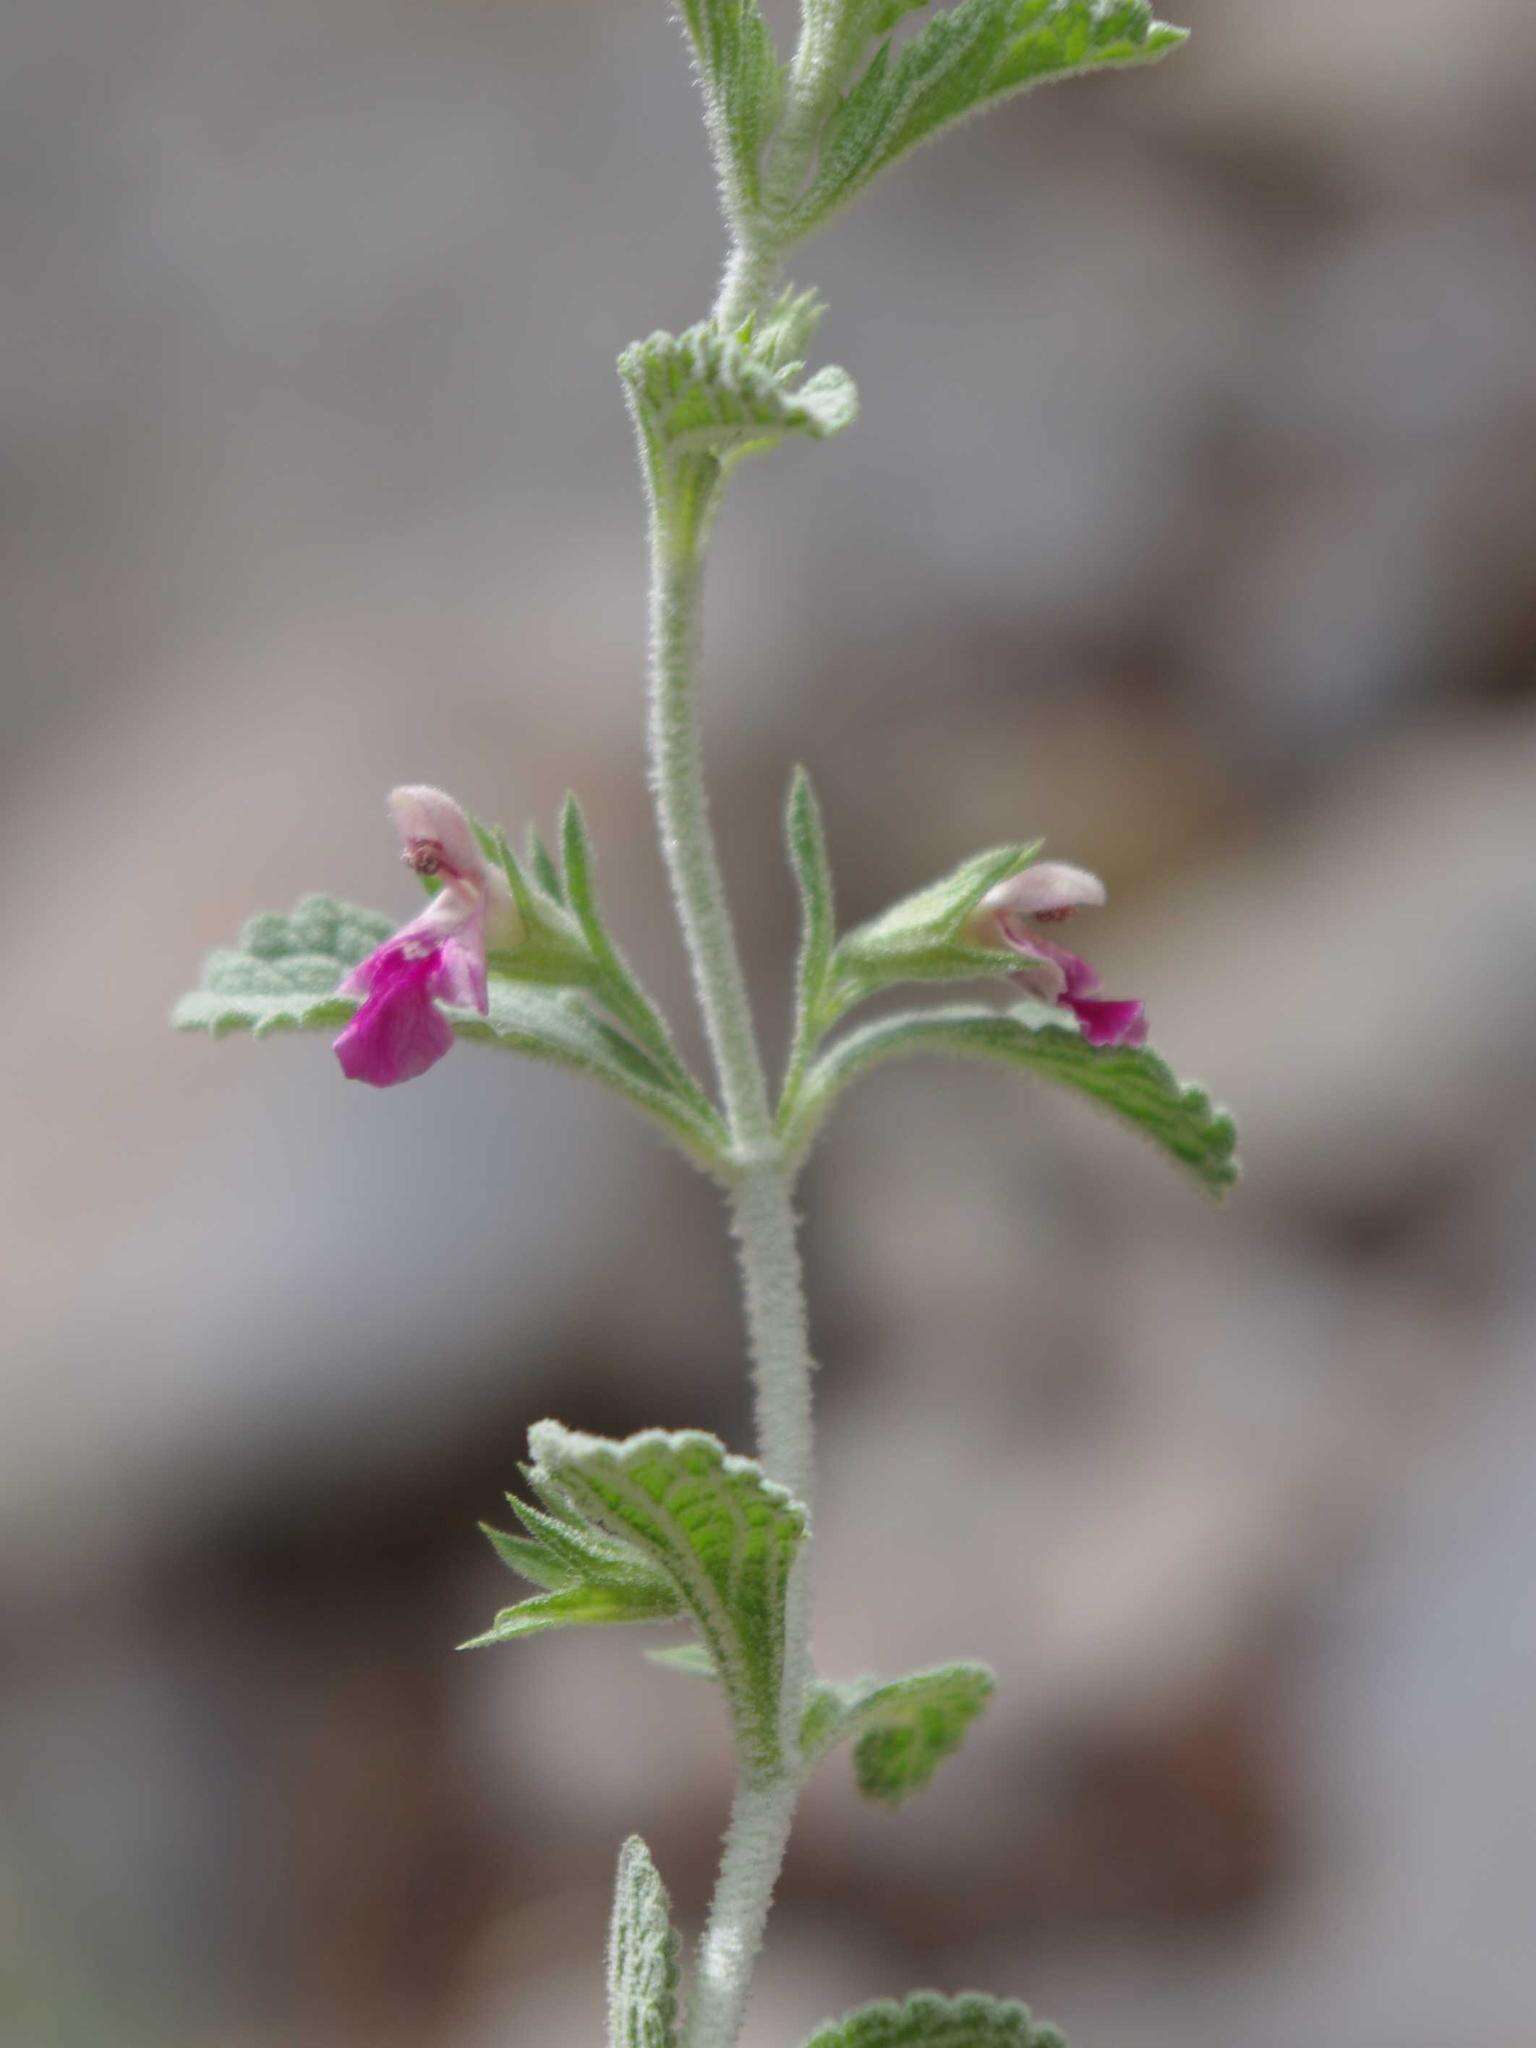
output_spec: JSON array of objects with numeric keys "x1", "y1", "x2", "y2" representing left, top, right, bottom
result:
[{"x1": 6, "y1": 0, "x2": 1536, "y2": 2042}]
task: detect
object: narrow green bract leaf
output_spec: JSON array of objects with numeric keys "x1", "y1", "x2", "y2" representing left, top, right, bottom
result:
[
  {"x1": 619, "y1": 325, "x2": 858, "y2": 466},
  {"x1": 527, "y1": 825, "x2": 565, "y2": 904},
  {"x1": 528, "y1": 1423, "x2": 810, "y2": 1774},
  {"x1": 786, "y1": 1000, "x2": 1239, "y2": 1196},
  {"x1": 829, "y1": 844, "x2": 1038, "y2": 1012},
  {"x1": 802, "y1": 1992, "x2": 1067, "y2": 2048},
  {"x1": 802, "y1": 1662, "x2": 995, "y2": 1804},
  {"x1": 465, "y1": 1581, "x2": 682, "y2": 1645},
  {"x1": 479, "y1": 1522, "x2": 576, "y2": 1590},
  {"x1": 868, "y1": 0, "x2": 937, "y2": 33},
  {"x1": 465, "y1": 1482, "x2": 681, "y2": 1649},
  {"x1": 793, "y1": 0, "x2": 1187, "y2": 232},
  {"x1": 749, "y1": 283, "x2": 828, "y2": 374},
  {"x1": 785, "y1": 766, "x2": 838, "y2": 1081},
  {"x1": 645, "y1": 1642, "x2": 718, "y2": 1680},
  {"x1": 608, "y1": 1837, "x2": 682, "y2": 2048},
  {"x1": 554, "y1": 796, "x2": 710, "y2": 1115},
  {"x1": 676, "y1": 0, "x2": 783, "y2": 210}
]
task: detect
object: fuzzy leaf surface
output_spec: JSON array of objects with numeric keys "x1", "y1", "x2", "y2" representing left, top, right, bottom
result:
[
  {"x1": 802, "y1": 1662, "x2": 996, "y2": 1804},
  {"x1": 802, "y1": 1992, "x2": 1066, "y2": 2048},
  {"x1": 749, "y1": 284, "x2": 828, "y2": 374},
  {"x1": 784, "y1": 766, "x2": 839, "y2": 1083},
  {"x1": 620, "y1": 325, "x2": 857, "y2": 465},
  {"x1": 607, "y1": 1836, "x2": 681, "y2": 2048},
  {"x1": 794, "y1": 0, "x2": 1186, "y2": 231},
  {"x1": 528, "y1": 1423, "x2": 809, "y2": 1774},
  {"x1": 827, "y1": 844, "x2": 1037, "y2": 1013},
  {"x1": 785, "y1": 1000, "x2": 1238, "y2": 1195},
  {"x1": 174, "y1": 898, "x2": 725, "y2": 1167},
  {"x1": 465, "y1": 1486, "x2": 682, "y2": 1648},
  {"x1": 172, "y1": 895, "x2": 393, "y2": 1034},
  {"x1": 646, "y1": 1642, "x2": 718, "y2": 1680},
  {"x1": 676, "y1": 0, "x2": 782, "y2": 208}
]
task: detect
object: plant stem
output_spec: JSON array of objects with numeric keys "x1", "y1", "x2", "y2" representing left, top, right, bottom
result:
[
  {"x1": 641, "y1": 420, "x2": 818, "y2": 2046},
  {"x1": 729, "y1": 1165, "x2": 815, "y2": 1505},
  {"x1": 683, "y1": 1775, "x2": 802, "y2": 2048},
  {"x1": 715, "y1": 236, "x2": 781, "y2": 334},
  {"x1": 645, "y1": 504, "x2": 774, "y2": 1151}
]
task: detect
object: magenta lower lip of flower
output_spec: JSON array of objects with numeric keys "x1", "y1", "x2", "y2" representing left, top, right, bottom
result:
[
  {"x1": 333, "y1": 785, "x2": 515, "y2": 1087},
  {"x1": 335, "y1": 938, "x2": 460, "y2": 1086}
]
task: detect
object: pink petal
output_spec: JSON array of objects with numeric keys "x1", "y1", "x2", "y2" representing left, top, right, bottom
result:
[
  {"x1": 334, "y1": 940, "x2": 456, "y2": 1087},
  {"x1": 1066, "y1": 995, "x2": 1148, "y2": 1048},
  {"x1": 431, "y1": 930, "x2": 488, "y2": 1013},
  {"x1": 1007, "y1": 944, "x2": 1068, "y2": 1003},
  {"x1": 1025, "y1": 933, "x2": 1100, "y2": 1000}
]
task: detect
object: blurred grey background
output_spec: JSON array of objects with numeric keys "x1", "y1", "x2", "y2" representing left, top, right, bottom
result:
[{"x1": 5, "y1": 0, "x2": 1536, "y2": 2042}]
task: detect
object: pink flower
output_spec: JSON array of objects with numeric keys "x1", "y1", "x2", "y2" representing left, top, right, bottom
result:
[
  {"x1": 334, "y1": 786, "x2": 523, "y2": 1088},
  {"x1": 971, "y1": 860, "x2": 1147, "y2": 1049}
]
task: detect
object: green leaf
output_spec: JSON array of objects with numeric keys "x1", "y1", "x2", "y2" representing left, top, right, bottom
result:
[
  {"x1": 464, "y1": 1581, "x2": 682, "y2": 1644},
  {"x1": 527, "y1": 1423, "x2": 810, "y2": 1774},
  {"x1": 675, "y1": 0, "x2": 783, "y2": 210},
  {"x1": 748, "y1": 283, "x2": 828, "y2": 375},
  {"x1": 527, "y1": 825, "x2": 566, "y2": 905},
  {"x1": 479, "y1": 1522, "x2": 576, "y2": 1590},
  {"x1": 783, "y1": 766, "x2": 838, "y2": 1092},
  {"x1": 465, "y1": 1483, "x2": 683, "y2": 1649},
  {"x1": 794, "y1": 0, "x2": 1017, "y2": 230},
  {"x1": 174, "y1": 900, "x2": 728, "y2": 1170},
  {"x1": 827, "y1": 843, "x2": 1038, "y2": 1013},
  {"x1": 802, "y1": 1992, "x2": 1066, "y2": 2048},
  {"x1": 868, "y1": 0, "x2": 937, "y2": 33},
  {"x1": 990, "y1": 0, "x2": 1186, "y2": 97},
  {"x1": 802, "y1": 1662, "x2": 995, "y2": 1804},
  {"x1": 607, "y1": 1837, "x2": 681, "y2": 2048},
  {"x1": 171, "y1": 894, "x2": 393, "y2": 1035},
  {"x1": 783, "y1": 1000, "x2": 1239, "y2": 1196},
  {"x1": 792, "y1": 0, "x2": 1186, "y2": 233},
  {"x1": 645, "y1": 1642, "x2": 718, "y2": 1680},
  {"x1": 478, "y1": 824, "x2": 597, "y2": 989},
  {"x1": 619, "y1": 324, "x2": 858, "y2": 469},
  {"x1": 555, "y1": 797, "x2": 710, "y2": 1117}
]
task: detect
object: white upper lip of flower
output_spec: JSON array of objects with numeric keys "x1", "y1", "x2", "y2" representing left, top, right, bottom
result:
[
  {"x1": 385, "y1": 783, "x2": 522, "y2": 951},
  {"x1": 979, "y1": 860, "x2": 1107, "y2": 922},
  {"x1": 388, "y1": 784, "x2": 487, "y2": 882}
]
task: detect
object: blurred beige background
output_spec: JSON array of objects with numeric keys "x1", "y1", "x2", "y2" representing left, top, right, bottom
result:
[{"x1": 5, "y1": 0, "x2": 1536, "y2": 2043}]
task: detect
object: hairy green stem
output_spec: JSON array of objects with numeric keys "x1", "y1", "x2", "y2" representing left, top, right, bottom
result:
[
  {"x1": 682, "y1": 1776, "x2": 801, "y2": 2048},
  {"x1": 641, "y1": 367, "x2": 818, "y2": 2043},
  {"x1": 645, "y1": 507, "x2": 774, "y2": 1149},
  {"x1": 729, "y1": 1165, "x2": 816, "y2": 1504},
  {"x1": 713, "y1": 1, "x2": 858, "y2": 333},
  {"x1": 715, "y1": 236, "x2": 782, "y2": 334}
]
